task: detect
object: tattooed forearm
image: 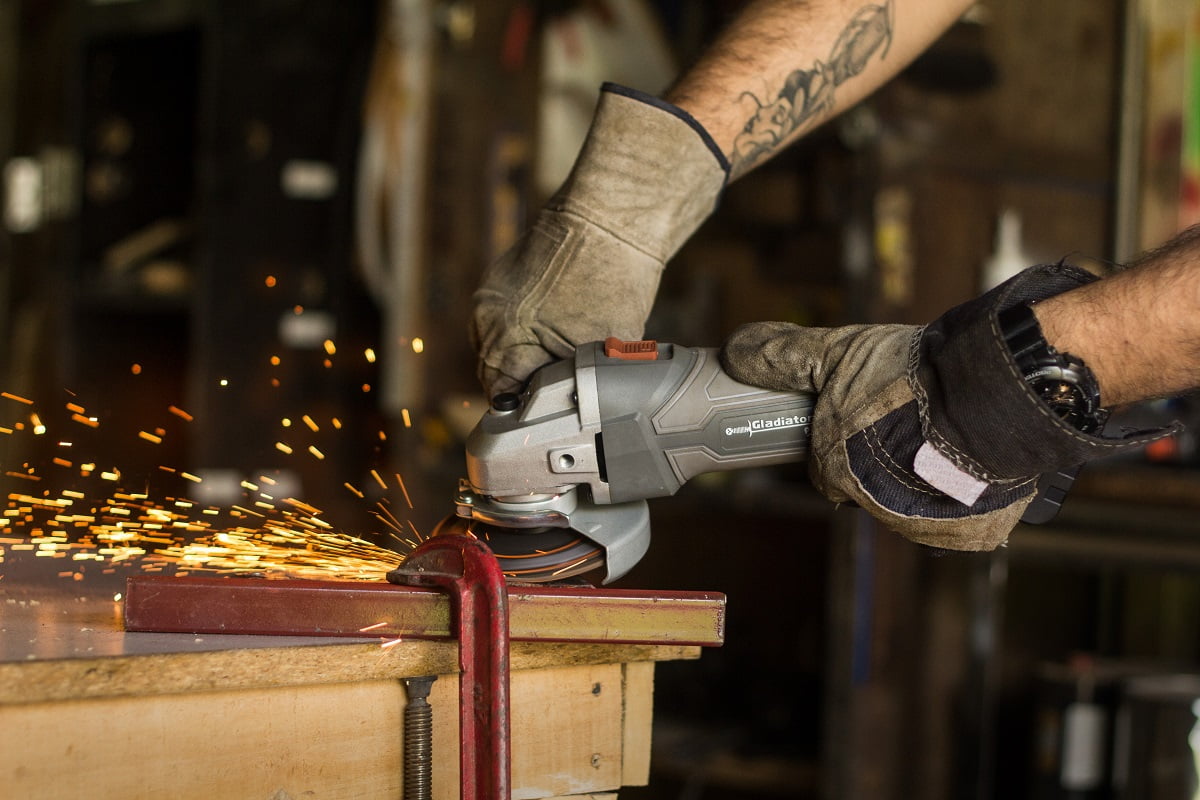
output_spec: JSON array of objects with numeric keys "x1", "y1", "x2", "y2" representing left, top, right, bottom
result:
[{"x1": 731, "y1": 1, "x2": 893, "y2": 177}]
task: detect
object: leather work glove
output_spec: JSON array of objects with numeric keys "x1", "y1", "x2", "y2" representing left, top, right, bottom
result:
[
  {"x1": 721, "y1": 264, "x2": 1178, "y2": 551},
  {"x1": 471, "y1": 83, "x2": 729, "y2": 398}
]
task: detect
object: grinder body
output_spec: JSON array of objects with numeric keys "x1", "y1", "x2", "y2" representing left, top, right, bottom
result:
[
  {"x1": 469, "y1": 339, "x2": 813, "y2": 503},
  {"x1": 454, "y1": 339, "x2": 813, "y2": 582}
]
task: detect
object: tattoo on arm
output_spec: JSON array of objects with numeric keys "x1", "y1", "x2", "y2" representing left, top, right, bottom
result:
[{"x1": 732, "y1": 0, "x2": 894, "y2": 176}]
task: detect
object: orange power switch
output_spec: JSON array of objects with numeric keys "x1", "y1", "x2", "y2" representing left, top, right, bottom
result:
[{"x1": 604, "y1": 337, "x2": 659, "y2": 360}]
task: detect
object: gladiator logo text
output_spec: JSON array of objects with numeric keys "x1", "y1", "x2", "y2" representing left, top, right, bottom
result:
[{"x1": 725, "y1": 415, "x2": 810, "y2": 438}]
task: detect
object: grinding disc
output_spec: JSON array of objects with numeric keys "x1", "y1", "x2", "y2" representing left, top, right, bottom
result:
[{"x1": 429, "y1": 515, "x2": 604, "y2": 583}]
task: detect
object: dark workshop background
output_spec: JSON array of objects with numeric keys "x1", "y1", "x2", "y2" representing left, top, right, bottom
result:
[{"x1": 2, "y1": 0, "x2": 1200, "y2": 798}]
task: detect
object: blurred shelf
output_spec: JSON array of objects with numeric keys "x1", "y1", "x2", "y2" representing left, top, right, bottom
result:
[
  {"x1": 1009, "y1": 464, "x2": 1200, "y2": 570},
  {"x1": 1072, "y1": 462, "x2": 1200, "y2": 510}
]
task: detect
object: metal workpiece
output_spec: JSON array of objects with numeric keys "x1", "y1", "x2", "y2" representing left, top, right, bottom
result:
[{"x1": 122, "y1": 575, "x2": 727, "y2": 646}]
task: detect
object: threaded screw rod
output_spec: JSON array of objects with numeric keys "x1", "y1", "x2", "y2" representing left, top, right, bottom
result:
[{"x1": 402, "y1": 675, "x2": 437, "y2": 800}]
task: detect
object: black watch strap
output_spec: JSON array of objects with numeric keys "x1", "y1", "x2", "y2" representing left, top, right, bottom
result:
[{"x1": 998, "y1": 303, "x2": 1105, "y2": 433}]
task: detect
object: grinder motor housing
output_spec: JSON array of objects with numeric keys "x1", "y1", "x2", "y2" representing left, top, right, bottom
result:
[{"x1": 466, "y1": 338, "x2": 815, "y2": 508}]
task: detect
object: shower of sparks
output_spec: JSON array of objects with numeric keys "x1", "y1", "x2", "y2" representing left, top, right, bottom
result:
[
  {"x1": 0, "y1": 469, "x2": 408, "y2": 581},
  {"x1": 0, "y1": 327, "x2": 429, "y2": 583}
]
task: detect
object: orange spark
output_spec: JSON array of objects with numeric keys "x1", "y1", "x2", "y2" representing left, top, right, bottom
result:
[{"x1": 395, "y1": 473, "x2": 414, "y2": 509}]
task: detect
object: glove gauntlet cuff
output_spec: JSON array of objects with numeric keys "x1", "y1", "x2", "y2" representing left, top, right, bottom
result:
[
  {"x1": 550, "y1": 84, "x2": 729, "y2": 263},
  {"x1": 911, "y1": 263, "x2": 1181, "y2": 481}
]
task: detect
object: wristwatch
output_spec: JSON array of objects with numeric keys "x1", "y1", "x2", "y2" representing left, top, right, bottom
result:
[{"x1": 998, "y1": 302, "x2": 1106, "y2": 434}]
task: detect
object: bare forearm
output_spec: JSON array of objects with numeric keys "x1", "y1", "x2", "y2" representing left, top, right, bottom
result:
[
  {"x1": 1034, "y1": 226, "x2": 1200, "y2": 406},
  {"x1": 665, "y1": 0, "x2": 973, "y2": 179}
]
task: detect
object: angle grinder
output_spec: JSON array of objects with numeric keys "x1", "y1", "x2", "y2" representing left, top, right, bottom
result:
[{"x1": 432, "y1": 338, "x2": 814, "y2": 584}]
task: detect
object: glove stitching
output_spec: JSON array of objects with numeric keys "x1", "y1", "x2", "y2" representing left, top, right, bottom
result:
[
  {"x1": 907, "y1": 324, "x2": 1006, "y2": 482},
  {"x1": 860, "y1": 421, "x2": 941, "y2": 499},
  {"x1": 551, "y1": 203, "x2": 680, "y2": 265},
  {"x1": 863, "y1": 421, "x2": 1039, "y2": 504},
  {"x1": 513, "y1": 221, "x2": 573, "y2": 320},
  {"x1": 862, "y1": 420, "x2": 1039, "y2": 495}
]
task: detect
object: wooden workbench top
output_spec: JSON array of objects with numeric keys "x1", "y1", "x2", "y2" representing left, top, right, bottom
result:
[{"x1": 0, "y1": 581, "x2": 701, "y2": 705}]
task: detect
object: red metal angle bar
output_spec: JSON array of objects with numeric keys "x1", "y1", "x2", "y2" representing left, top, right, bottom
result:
[{"x1": 122, "y1": 575, "x2": 726, "y2": 646}]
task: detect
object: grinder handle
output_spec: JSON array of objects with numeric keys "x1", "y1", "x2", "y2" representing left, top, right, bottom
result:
[{"x1": 590, "y1": 342, "x2": 814, "y2": 503}]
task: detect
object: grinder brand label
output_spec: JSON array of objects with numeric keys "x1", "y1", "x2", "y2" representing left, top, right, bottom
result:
[{"x1": 725, "y1": 414, "x2": 810, "y2": 438}]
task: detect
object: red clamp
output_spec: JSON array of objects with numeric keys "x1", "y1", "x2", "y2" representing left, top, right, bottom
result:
[{"x1": 388, "y1": 535, "x2": 511, "y2": 800}]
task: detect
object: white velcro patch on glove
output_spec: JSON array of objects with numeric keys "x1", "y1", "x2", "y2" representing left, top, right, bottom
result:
[{"x1": 913, "y1": 441, "x2": 988, "y2": 506}]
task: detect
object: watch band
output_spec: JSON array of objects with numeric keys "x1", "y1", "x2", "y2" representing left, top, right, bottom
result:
[{"x1": 998, "y1": 302, "x2": 1105, "y2": 433}]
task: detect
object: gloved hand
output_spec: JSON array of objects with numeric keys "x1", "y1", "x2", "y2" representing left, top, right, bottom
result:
[
  {"x1": 721, "y1": 264, "x2": 1177, "y2": 551},
  {"x1": 471, "y1": 83, "x2": 728, "y2": 398}
]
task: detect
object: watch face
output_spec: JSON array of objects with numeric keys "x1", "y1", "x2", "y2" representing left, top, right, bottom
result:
[
  {"x1": 1001, "y1": 304, "x2": 1105, "y2": 434},
  {"x1": 1032, "y1": 379, "x2": 1102, "y2": 433}
]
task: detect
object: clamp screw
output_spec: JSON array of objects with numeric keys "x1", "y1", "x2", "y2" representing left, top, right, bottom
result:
[{"x1": 402, "y1": 675, "x2": 438, "y2": 800}]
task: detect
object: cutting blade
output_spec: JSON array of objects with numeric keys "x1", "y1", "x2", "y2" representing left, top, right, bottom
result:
[{"x1": 430, "y1": 515, "x2": 605, "y2": 583}]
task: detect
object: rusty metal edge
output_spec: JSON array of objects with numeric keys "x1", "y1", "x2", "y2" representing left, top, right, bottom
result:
[{"x1": 123, "y1": 576, "x2": 726, "y2": 647}]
